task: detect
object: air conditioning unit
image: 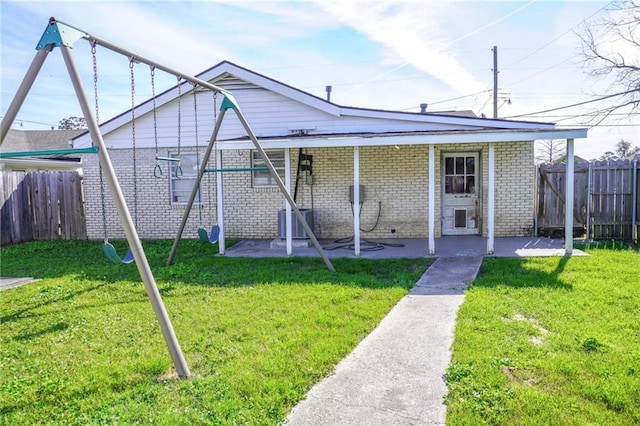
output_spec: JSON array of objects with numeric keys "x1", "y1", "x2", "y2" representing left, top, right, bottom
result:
[{"x1": 278, "y1": 209, "x2": 314, "y2": 239}]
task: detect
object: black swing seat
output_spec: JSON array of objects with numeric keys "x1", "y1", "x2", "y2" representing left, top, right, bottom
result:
[
  {"x1": 198, "y1": 225, "x2": 220, "y2": 244},
  {"x1": 103, "y1": 242, "x2": 135, "y2": 264}
]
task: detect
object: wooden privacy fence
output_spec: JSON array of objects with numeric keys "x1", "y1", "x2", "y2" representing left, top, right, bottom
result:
[
  {"x1": 0, "y1": 171, "x2": 86, "y2": 245},
  {"x1": 536, "y1": 159, "x2": 639, "y2": 241}
]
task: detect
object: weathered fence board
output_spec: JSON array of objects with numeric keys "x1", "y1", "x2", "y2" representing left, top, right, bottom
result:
[
  {"x1": 537, "y1": 160, "x2": 639, "y2": 241},
  {"x1": 0, "y1": 171, "x2": 86, "y2": 245}
]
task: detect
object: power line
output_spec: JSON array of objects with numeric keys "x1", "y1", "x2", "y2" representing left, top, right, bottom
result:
[
  {"x1": 343, "y1": 0, "x2": 537, "y2": 95},
  {"x1": 502, "y1": 90, "x2": 637, "y2": 118},
  {"x1": 503, "y1": 1, "x2": 613, "y2": 70},
  {"x1": 503, "y1": 55, "x2": 580, "y2": 88}
]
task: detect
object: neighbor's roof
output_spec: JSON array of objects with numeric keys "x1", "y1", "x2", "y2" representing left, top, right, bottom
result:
[{"x1": 2, "y1": 129, "x2": 85, "y2": 152}]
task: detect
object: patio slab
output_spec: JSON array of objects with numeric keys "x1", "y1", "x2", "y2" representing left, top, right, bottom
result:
[{"x1": 224, "y1": 236, "x2": 587, "y2": 259}]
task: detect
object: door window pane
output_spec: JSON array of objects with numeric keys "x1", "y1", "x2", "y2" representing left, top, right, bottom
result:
[
  {"x1": 455, "y1": 157, "x2": 464, "y2": 174},
  {"x1": 445, "y1": 157, "x2": 454, "y2": 175},
  {"x1": 466, "y1": 156, "x2": 475, "y2": 174},
  {"x1": 453, "y1": 176, "x2": 464, "y2": 193},
  {"x1": 445, "y1": 176, "x2": 453, "y2": 193},
  {"x1": 465, "y1": 176, "x2": 475, "y2": 194}
]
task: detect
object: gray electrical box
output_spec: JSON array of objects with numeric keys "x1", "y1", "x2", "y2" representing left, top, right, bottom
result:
[{"x1": 349, "y1": 185, "x2": 365, "y2": 203}]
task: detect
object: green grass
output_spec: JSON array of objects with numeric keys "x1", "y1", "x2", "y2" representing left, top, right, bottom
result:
[
  {"x1": 446, "y1": 241, "x2": 640, "y2": 425},
  {"x1": 0, "y1": 240, "x2": 431, "y2": 425}
]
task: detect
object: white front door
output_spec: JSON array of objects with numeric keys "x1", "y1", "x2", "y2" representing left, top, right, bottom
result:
[{"x1": 442, "y1": 152, "x2": 480, "y2": 235}]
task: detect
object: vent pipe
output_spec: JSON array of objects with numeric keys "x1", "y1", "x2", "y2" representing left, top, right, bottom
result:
[
  {"x1": 326, "y1": 85, "x2": 332, "y2": 102},
  {"x1": 420, "y1": 103, "x2": 428, "y2": 113}
]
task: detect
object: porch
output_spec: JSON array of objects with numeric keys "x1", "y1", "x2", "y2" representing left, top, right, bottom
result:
[{"x1": 223, "y1": 236, "x2": 587, "y2": 259}]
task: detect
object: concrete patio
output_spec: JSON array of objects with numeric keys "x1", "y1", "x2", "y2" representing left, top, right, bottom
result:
[{"x1": 223, "y1": 236, "x2": 587, "y2": 259}]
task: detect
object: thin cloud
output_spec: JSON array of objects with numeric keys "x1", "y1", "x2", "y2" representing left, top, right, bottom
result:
[
  {"x1": 314, "y1": 0, "x2": 538, "y2": 96},
  {"x1": 315, "y1": 1, "x2": 489, "y2": 95}
]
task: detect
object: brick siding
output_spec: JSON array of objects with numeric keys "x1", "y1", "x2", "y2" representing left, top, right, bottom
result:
[{"x1": 83, "y1": 141, "x2": 534, "y2": 240}]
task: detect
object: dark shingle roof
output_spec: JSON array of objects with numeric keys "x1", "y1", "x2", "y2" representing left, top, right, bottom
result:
[{"x1": 1, "y1": 129, "x2": 86, "y2": 153}]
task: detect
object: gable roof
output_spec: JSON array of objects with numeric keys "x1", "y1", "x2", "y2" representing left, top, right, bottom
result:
[
  {"x1": 76, "y1": 60, "x2": 563, "y2": 142},
  {"x1": 199, "y1": 62, "x2": 552, "y2": 128}
]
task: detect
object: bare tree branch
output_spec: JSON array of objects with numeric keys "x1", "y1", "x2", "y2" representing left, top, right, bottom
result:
[{"x1": 578, "y1": 0, "x2": 640, "y2": 122}]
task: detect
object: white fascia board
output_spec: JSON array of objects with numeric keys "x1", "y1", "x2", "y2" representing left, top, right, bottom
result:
[
  {"x1": 215, "y1": 128, "x2": 588, "y2": 150},
  {"x1": 339, "y1": 106, "x2": 556, "y2": 130}
]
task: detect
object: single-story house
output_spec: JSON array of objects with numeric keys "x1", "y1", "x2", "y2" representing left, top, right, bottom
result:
[
  {"x1": 1, "y1": 129, "x2": 85, "y2": 172},
  {"x1": 73, "y1": 61, "x2": 587, "y2": 254}
]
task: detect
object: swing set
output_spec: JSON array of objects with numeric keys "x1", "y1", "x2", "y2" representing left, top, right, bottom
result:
[{"x1": 1, "y1": 17, "x2": 335, "y2": 378}]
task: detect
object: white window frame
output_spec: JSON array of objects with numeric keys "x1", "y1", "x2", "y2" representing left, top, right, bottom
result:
[
  {"x1": 252, "y1": 149, "x2": 286, "y2": 188},
  {"x1": 169, "y1": 152, "x2": 202, "y2": 205}
]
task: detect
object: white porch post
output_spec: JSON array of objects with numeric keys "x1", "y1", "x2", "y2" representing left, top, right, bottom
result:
[
  {"x1": 285, "y1": 148, "x2": 293, "y2": 255},
  {"x1": 487, "y1": 142, "x2": 495, "y2": 254},
  {"x1": 428, "y1": 144, "x2": 435, "y2": 255},
  {"x1": 565, "y1": 138, "x2": 574, "y2": 255},
  {"x1": 216, "y1": 149, "x2": 225, "y2": 255},
  {"x1": 354, "y1": 146, "x2": 361, "y2": 256}
]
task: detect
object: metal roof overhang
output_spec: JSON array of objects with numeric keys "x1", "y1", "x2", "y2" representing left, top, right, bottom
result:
[{"x1": 214, "y1": 127, "x2": 588, "y2": 150}]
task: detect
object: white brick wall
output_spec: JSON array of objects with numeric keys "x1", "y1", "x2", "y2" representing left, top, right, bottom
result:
[{"x1": 83, "y1": 141, "x2": 534, "y2": 240}]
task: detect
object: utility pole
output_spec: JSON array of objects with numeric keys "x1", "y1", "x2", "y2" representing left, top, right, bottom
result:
[{"x1": 492, "y1": 46, "x2": 498, "y2": 119}]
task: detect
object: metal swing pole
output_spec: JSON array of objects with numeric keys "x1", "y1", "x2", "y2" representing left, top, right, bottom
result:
[
  {"x1": 230, "y1": 97, "x2": 336, "y2": 273},
  {"x1": 1, "y1": 48, "x2": 51, "y2": 142},
  {"x1": 167, "y1": 106, "x2": 228, "y2": 266},
  {"x1": 60, "y1": 45, "x2": 191, "y2": 378}
]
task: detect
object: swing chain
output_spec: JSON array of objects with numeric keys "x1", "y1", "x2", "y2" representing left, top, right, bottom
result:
[
  {"x1": 213, "y1": 92, "x2": 217, "y2": 123},
  {"x1": 193, "y1": 84, "x2": 199, "y2": 165},
  {"x1": 91, "y1": 41, "x2": 99, "y2": 125},
  {"x1": 174, "y1": 76, "x2": 183, "y2": 178},
  {"x1": 130, "y1": 57, "x2": 139, "y2": 229},
  {"x1": 192, "y1": 84, "x2": 204, "y2": 224},
  {"x1": 92, "y1": 41, "x2": 108, "y2": 242},
  {"x1": 151, "y1": 65, "x2": 163, "y2": 178}
]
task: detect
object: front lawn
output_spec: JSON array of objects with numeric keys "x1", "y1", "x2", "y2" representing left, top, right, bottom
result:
[
  {"x1": 446, "y1": 241, "x2": 640, "y2": 425},
  {"x1": 0, "y1": 240, "x2": 431, "y2": 425}
]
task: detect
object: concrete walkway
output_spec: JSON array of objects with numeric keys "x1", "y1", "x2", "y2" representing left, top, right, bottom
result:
[
  {"x1": 285, "y1": 256, "x2": 483, "y2": 426},
  {"x1": 0, "y1": 277, "x2": 38, "y2": 291}
]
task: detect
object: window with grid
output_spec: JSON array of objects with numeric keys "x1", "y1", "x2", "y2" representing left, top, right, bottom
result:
[
  {"x1": 252, "y1": 149, "x2": 286, "y2": 188},
  {"x1": 169, "y1": 152, "x2": 201, "y2": 205}
]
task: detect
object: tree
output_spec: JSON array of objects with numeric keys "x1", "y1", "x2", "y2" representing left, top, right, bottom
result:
[
  {"x1": 596, "y1": 140, "x2": 640, "y2": 161},
  {"x1": 58, "y1": 116, "x2": 86, "y2": 130},
  {"x1": 535, "y1": 139, "x2": 565, "y2": 164},
  {"x1": 598, "y1": 151, "x2": 618, "y2": 161},
  {"x1": 578, "y1": 1, "x2": 640, "y2": 122},
  {"x1": 614, "y1": 139, "x2": 640, "y2": 159}
]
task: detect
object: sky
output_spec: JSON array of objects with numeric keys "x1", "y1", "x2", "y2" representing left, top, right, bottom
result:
[{"x1": 1, "y1": 0, "x2": 638, "y2": 160}]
